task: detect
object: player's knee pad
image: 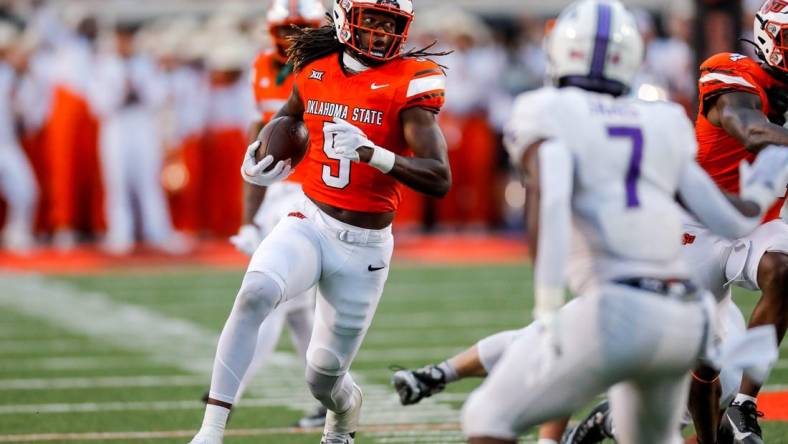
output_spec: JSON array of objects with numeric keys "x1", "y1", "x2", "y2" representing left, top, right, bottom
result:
[
  {"x1": 234, "y1": 271, "x2": 283, "y2": 318},
  {"x1": 307, "y1": 346, "x2": 343, "y2": 376},
  {"x1": 304, "y1": 360, "x2": 352, "y2": 412},
  {"x1": 461, "y1": 388, "x2": 517, "y2": 440}
]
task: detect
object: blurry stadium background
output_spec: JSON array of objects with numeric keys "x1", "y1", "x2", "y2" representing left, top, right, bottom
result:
[{"x1": 0, "y1": 0, "x2": 787, "y2": 443}]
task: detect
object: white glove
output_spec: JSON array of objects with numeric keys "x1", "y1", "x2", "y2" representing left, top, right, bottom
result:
[
  {"x1": 740, "y1": 144, "x2": 788, "y2": 211},
  {"x1": 241, "y1": 140, "x2": 293, "y2": 186},
  {"x1": 229, "y1": 224, "x2": 263, "y2": 256},
  {"x1": 323, "y1": 117, "x2": 377, "y2": 162}
]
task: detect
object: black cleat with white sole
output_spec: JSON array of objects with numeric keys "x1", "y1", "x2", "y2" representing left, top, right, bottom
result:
[
  {"x1": 390, "y1": 364, "x2": 447, "y2": 405},
  {"x1": 719, "y1": 401, "x2": 764, "y2": 444},
  {"x1": 561, "y1": 400, "x2": 614, "y2": 444}
]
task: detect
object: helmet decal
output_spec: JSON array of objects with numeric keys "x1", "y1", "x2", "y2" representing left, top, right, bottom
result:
[{"x1": 589, "y1": 2, "x2": 612, "y2": 78}]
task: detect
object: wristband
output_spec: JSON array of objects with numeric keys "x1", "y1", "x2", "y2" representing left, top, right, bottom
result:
[{"x1": 369, "y1": 146, "x2": 396, "y2": 173}]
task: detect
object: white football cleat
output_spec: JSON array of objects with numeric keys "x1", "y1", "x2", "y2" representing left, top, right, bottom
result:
[
  {"x1": 321, "y1": 384, "x2": 362, "y2": 443},
  {"x1": 187, "y1": 429, "x2": 223, "y2": 444}
]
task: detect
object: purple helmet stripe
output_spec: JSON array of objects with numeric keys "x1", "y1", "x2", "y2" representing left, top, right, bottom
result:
[{"x1": 589, "y1": 2, "x2": 612, "y2": 78}]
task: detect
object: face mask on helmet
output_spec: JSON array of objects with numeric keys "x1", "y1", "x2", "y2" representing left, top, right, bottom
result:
[
  {"x1": 754, "y1": 0, "x2": 788, "y2": 77},
  {"x1": 334, "y1": 0, "x2": 413, "y2": 62}
]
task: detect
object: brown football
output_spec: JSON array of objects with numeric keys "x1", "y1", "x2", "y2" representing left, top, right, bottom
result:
[{"x1": 255, "y1": 116, "x2": 309, "y2": 171}]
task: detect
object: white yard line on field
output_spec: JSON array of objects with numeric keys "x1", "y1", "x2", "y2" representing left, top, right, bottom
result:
[
  {"x1": 0, "y1": 423, "x2": 483, "y2": 443},
  {"x1": 0, "y1": 375, "x2": 207, "y2": 390},
  {"x1": 0, "y1": 275, "x2": 463, "y2": 443}
]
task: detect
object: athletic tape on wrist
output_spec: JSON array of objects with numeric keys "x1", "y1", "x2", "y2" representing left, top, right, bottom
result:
[{"x1": 369, "y1": 146, "x2": 396, "y2": 173}]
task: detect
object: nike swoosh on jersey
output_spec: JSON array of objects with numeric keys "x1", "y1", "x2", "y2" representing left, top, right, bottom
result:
[
  {"x1": 368, "y1": 265, "x2": 386, "y2": 271},
  {"x1": 370, "y1": 83, "x2": 389, "y2": 90}
]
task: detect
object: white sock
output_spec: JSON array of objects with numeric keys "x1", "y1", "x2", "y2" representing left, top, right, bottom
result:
[
  {"x1": 537, "y1": 439, "x2": 559, "y2": 444},
  {"x1": 733, "y1": 393, "x2": 757, "y2": 405},
  {"x1": 437, "y1": 361, "x2": 459, "y2": 383},
  {"x1": 200, "y1": 404, "x2": 230, "y2": 434}
]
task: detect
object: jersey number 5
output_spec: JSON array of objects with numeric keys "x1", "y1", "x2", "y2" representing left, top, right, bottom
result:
[
  {"x1": 607, "y1": 126, "x2": 643, "y2": 208},
  {"x1": 322, "y1": 122, "x2": 351, "y2": 189}
]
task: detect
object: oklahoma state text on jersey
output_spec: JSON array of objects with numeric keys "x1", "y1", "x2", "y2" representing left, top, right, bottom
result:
[
  {"x1": 696, "y1": 52, "x2": 787, "y2": 220},
  {"x1": 294, "y1": 53, "x2": 446, "y2": 213},
  {"x1": 251, "y1": 49, "x2": 307, "y2": 184}
]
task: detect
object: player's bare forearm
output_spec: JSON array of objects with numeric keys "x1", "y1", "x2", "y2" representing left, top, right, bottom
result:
[
  {"x1": 713, "y1": 92, "x2": 788, "y2": 152},
  {"x1": 365, "y1": 107, "x2": 450, "y2": 197}
]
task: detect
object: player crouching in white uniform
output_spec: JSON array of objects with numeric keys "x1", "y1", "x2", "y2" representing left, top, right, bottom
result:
[{"x1": 461, "y1": 1, "x2": 788, "y2": 443}]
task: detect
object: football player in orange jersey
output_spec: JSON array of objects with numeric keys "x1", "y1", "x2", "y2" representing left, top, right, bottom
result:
[
  {"x1": 561, "y1": 1, "x2": 788, "y2": 443},
  {"x1": 188, "y1": 1, "x2": 450, "y2": 443},
  {"x1": 684, "y1": 1, "x2": 788, "y2": 443},
  {"x1": 213, "y1": 0, "x2": 328, "y2": 429}
]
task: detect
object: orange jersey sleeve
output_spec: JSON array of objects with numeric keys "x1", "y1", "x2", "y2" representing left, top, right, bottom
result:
[
  {"x1": 294, "y1": 54, "x2": 446, "y2": 213},
  {"x1": 250, "y1": 50, "x2": 307, "y2": 184},
  {"x1": 250, "y1": 50, "x2": 294, "y2": 123},
  {"x1": 697, "y1": 53, "x2": 770, "y2": 117},
  {"x1": 695, "y1": 52, "x2": 787, "y2": 221}
]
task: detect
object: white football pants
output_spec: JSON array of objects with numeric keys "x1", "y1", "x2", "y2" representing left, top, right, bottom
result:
[
  {"x1": 463, "y1": 283, "x2": 710, "y2": 444},
  {"x1": 235, "y1": 182, "x2": 315, "y2": 402},
  {"x1": 209, "y1": 197, "x2": 393, "y2": 413}
]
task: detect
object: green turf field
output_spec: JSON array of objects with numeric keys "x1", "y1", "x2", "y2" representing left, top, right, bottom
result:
[{"x1": 0, "y1": 264, "x2": 786, "y2": 443}]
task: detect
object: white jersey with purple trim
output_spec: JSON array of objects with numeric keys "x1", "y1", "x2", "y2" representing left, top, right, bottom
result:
[{"x1": 505, "y1": 86, "x2": 696, "y2": 294}]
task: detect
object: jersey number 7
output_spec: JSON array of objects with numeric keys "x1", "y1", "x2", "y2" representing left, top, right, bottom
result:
[{"x1": 607, "y1": 126, "x2": 644, "y2": 208}]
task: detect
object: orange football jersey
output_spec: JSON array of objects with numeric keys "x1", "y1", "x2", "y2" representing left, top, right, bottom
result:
[
  {"x1": 294, "y1": 53, "x2": 446, "y2": 213},
  {"x1": 250, "y1": 50, "x2": 306, "y2": 184},
  {"x1": 695, "y1": 52, "x2": 787, "y2": 220}
]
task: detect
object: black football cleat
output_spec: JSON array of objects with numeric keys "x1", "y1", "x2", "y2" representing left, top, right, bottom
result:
[
  {"x1": 719, "y1": 401, "x2": 764, "y2": 444},
  {"x1": 561, "y1": 400, "x2": 614, "y2": 444},
  {"x1": 390, "y1": 364, "x2": 447, "y2": 405}
]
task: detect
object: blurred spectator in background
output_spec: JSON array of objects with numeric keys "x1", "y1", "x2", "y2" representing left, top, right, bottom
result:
[
  {"x1": 201, "y1": 26, "x2": 254, "y2": 236},
  {"x1": 0, "y1": 0, "x2": 711, "y2": 254},
  {"x1": 91, "y1": 22, "x2": 186, "y2": 255},
  {"x1": 0, "y1": 21, "x2": 37, "y2": 253},
  {"x1": 410, "y1": 8, "x2": 504, "y2": 230},
  {"x1": 159, "y1": 19, "x2": 209, "y2": 235},
  {"x1": 44, "y1": 12, "x2": 103, "y2": 250},
  {"x1": 631, "y1": 8, "x2": 695, "y2": 109}
]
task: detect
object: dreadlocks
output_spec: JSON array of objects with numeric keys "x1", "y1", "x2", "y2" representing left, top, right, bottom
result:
[
  {"x1": 287, "y1": 14, "x2": 450, "y2": 72},
  {"x1": 287, "y1": 17, "x2": 343, "y2": 72}
]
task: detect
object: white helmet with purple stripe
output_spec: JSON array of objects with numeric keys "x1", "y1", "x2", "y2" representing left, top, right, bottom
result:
[{"x1": 546, "y1": 0, "x2": 643, "y2": 95}]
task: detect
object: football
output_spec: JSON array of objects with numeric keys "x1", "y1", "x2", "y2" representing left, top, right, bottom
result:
[{"x1": 255, "y1": 116, "x2": 309, "y2": 171}]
